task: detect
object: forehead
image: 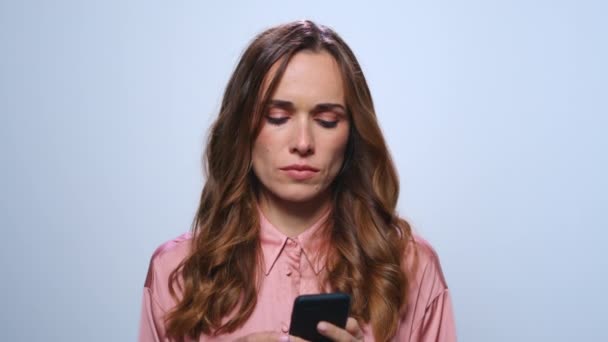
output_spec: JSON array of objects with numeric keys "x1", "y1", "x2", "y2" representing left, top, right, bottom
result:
[{"x1": 265, "y1": 50, "x2": 345, "y2": 106}]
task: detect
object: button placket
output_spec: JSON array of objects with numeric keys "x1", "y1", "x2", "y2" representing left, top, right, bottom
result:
[{"x1": 283, "y1": 238, "x2": 303, "y2": 298}]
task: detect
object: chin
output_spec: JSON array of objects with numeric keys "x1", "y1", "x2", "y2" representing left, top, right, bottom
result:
[
  {"x1": 272, "y1": 184, "x2": 327, "y2": 204},
  {"x1": 276, "y1": 191, "x2": 319, "y2": 203}
]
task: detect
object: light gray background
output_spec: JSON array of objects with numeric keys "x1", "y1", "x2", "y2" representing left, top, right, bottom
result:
[{"x1": 1, "y1": 0, "x2": 606, "y2": 341}]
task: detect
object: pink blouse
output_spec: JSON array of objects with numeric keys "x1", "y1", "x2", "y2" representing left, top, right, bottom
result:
[{"x1": 139, "y1": 213, "x2": 457, "y2": 341}]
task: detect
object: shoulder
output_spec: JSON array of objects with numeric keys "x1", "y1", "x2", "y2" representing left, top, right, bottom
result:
[
  {"x1": 403, "y1": 233, "x2": 449, "y2": 300},
  {"x1": 143, "y1": 232, "x2": 193, "y2": 304},
  {"x1": 397, "y1": 234, "x2": 457, "y2": 339}
]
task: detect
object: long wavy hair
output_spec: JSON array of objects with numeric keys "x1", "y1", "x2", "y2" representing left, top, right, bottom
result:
[{"x1": 165, "y1": 20, "x2": 415, "y2": 342}]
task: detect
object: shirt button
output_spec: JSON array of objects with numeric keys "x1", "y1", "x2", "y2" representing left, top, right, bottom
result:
[
  {"x1": 281, "y1": 324, "x2": 289, "y2": 333},
  {"x1": 286, "y1": 268, "x2": 292, "y2": 276}
]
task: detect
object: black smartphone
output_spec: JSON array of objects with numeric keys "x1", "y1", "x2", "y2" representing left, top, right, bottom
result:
[{"x1": 288, "y1": 293, "x2": 351, "y2": 342}]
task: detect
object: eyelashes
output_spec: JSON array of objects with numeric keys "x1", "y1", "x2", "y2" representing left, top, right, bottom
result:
[
  {"x1": 265, "y1": 116, "x2": 339, "y2": 128},
  {"x1": 266, "y1": 116, "x2": 289, "y2": 125},
  {"x1": 316, "y1": 119, "x2": 338, "y2": 128}
]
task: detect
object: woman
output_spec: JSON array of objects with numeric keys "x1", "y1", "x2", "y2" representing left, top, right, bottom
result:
[{"x1": 139, "y1": 20, "x2": 456, "y2": 342}]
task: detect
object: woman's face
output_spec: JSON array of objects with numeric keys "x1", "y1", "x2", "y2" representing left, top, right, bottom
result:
[{"x1": 252, "y1": 50, "x2": 350, "y2": 204}]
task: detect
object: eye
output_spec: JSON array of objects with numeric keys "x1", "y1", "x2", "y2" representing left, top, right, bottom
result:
[
  {"x1": 316, "y1": 119, "x2": 339, "y2": 128},
  {"x1": 265, "y1": 107, "x2": 290, "y2": 126},
  {"x1": 266, "y1": 116, "x2": 289, "y2": 125},
  {"x1": 315, "y1": 111, "x2": 340, "y2": 129}
]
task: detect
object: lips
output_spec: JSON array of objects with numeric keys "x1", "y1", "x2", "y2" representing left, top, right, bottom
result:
[
  {"x1": 279, "y1": 164, "x2": 320, "y2": 172},
  {"x1": 279, "y1": 164, "x2": 319, "y2": 180}
]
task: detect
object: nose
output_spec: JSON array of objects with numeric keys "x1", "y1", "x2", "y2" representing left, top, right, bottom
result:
[{"x1": 289, "y1": 117, "x2": 314, "y2": 156}]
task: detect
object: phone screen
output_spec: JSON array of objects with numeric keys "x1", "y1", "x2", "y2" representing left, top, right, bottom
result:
[{"x1": 288, "y1": 293, "x2": 351, "y2": 342}]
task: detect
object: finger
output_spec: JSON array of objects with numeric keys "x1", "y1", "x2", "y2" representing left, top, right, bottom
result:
[
  {"x1": 286, "y1": 335, "x2": 310, "y2": 342},
  {"x1": 317, "y1": 321, "x2": 353, "y2": 341},
  {"x1": 344, "y1": 317, "x2": 364, "y2": 338},
  {"x1": 254, "y1": 332, "x2": 280, "y2": 342}
]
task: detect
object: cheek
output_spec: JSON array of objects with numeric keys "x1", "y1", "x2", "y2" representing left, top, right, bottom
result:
[
  {"x1": 252, "y1": 130, "x2": 277, "y2": 171},
  {"x1": 324, "y1": 129, "x2": 350, "y2": 172},
  {"x1": 254, "y1": 125, "x2": 282, "y2": 151}
]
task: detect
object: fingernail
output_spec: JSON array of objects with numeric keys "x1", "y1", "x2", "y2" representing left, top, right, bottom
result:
[
  {"x1": 317, "y1": 322, "x2": 327, "y2": 332},
  {"x1": 279, "y1": 335, "x2": 290, "y2": 342}
]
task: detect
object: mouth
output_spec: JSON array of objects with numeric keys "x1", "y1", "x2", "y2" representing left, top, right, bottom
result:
[
  {"x1": 279, "y1": 164, "x2": 319, "y2": 180},
  {"x1": 279, "y1": 164, "x2": 320, "y2": 172}
]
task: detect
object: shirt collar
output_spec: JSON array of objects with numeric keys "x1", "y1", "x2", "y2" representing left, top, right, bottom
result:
[{"x1": 259, "y1": 208, "x2": 330, "y2": 276}]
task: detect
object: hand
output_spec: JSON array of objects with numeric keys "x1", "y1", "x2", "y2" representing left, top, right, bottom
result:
[{"x1": 316, "y1": 317, "x2": 365, "y2": 341}]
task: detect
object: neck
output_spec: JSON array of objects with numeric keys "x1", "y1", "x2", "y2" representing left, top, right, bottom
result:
[{"x1": 258, "y1": 190, "x2": 331, "y2": 238}]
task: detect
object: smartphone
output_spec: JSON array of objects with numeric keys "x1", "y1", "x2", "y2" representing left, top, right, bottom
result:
[{"x1": 288, "y1": 293, "x2": 351, "y2": 342}]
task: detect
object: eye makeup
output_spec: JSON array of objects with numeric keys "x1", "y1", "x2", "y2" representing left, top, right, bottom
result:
[{"x1": 264, "y1": 99, "x2": 347, "y2": 128}]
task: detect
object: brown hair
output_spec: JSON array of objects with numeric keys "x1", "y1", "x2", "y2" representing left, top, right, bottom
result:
[{"x1": 165, "y1": 20, "x2": 415, "y2": 342}]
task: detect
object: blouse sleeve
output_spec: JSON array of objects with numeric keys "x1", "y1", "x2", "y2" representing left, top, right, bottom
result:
[
  {"x1": 410, "y1": 289, "x2": 457, "y2": 342},
  {"x1": 138, "y1": 254, "x2": 169, "y2": 342},
  {"x1": 396, "y1": 236, "x2": 458, "y2": 341}
]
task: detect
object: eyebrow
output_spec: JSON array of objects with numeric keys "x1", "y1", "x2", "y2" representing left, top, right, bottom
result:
[{"x1": 268, "y1": 99, "x2": 346, "y2": 115}]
